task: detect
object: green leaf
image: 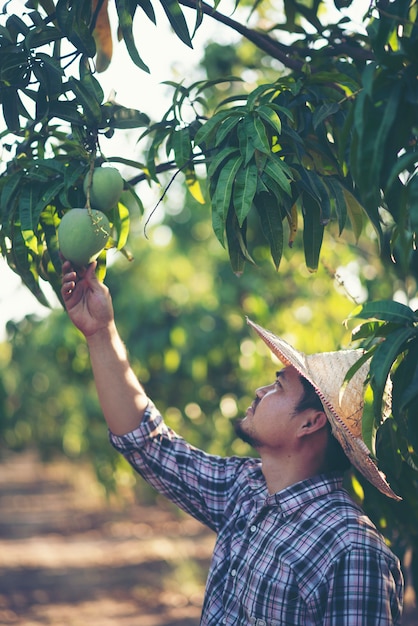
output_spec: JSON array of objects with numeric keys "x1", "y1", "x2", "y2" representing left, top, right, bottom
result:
[
  {"x1": 302, "y1": 193, "x2": 324, "y2": 272},
  {"x1": 6, "y1": 14, "x2": 29, "y2": 38},
  {"x1": 268, "y1": 102, "x2": 294, "y2": 123},
  {"x1": 208, "y1": 147, "x2": 239, "y2": 179},
  {"x1": 194, "y1": 109, "x2": 236, "y2": 147},
  {"x1": 312, "y1": 102, "x2": 340, "y2": 129},
  {"x1": 263, "y1": 158, "x2": 292, "y2": 196},
  {"x1": 67, "y1": 76, "x2": 102, "y2": 125},
  {"x1": 137, "y1": 0, "x2": 157, "y2": 23},
  {"x1": 376, "y1": 419, "x2": 404, "y2": 480},
  {"x1": 225, "y1": 210, "x2": 253, "y2": 275},
  {"x1": 386, "y1": 151, "x2": 418, "y2": 191},
  {"x1": 55, "y1": 0, "x2": 96, "y2": 57},
  {"x1": 233, "y1": 162, "x2": 258, "y2": 226},
  {"x1": 184, "y1": 164, "x2": 205, "y2": 204},
  {"x1": 5, "y1": 224, "x2": 48, "y2": 307},
  {"x1": 211, "y1": 155, "x2": 243, "y2": 246},
  {"x1": 0, "y1": 171, "x2": 24, "y2": 221},
  {"x1": 301, "y1": 170, "x2": 331, "y2": 225},
  {"x1": 407, "y1": 175, "x2": 418, "y2": 233},
  {"x1": 254, "y1": 193, "x2": 284, "y2": 269},
  {"x1": 324, "y1": 177, "x2": 347, "y2": 234},
  {"x1": 115, "y1": 0, "x2": 150, "y2": 72},
  {"x1": 215, "y1": 114, "x2": 241, "y2": 147},
  {"x1": 33, "y1": 178, "x2": 65, "y2": 221},
  {"x1": 225, "y1": 209, "x2": 246, "y2": 276},
  {"x1": 119, "y1": 185, "x2": 145, "y2": 215},
  {"x1": 107, "y1": 157, "x2": 147, "y2": 175},
  {"x1": 256, "y1": 104, "x2": 282, "y2": 136},
  {"x1": 113, "y1": 199, "x2": 130, "y2": 250},
  {"x1": 349, "y1": 300, "x2": 418, "y2": 325},
  {"x1": 392, "y1": 339, "x2": 418, "y2": 414},
  {"x1": 0, "y1": 25, "x2": 13, "y2": 43},
  {"x1": 351, "y1": 321, "x2": 402, "y2": 343},
  {"x1": 159, "y1": 0, "x2": 193, "y2": 48},
  {"x1": 362, "y1": 404, "x2": 377, "y2": 457},
  {"x1": 2, "y1": 89, "x2": 20, "y2": 132},
  {"x1": 47, "y1": 100, "x2": 84, "y2": 125},
  {"x1": 107, "y1": 104, "x2": 150, "y2": 129},
  {"x1": 243, "y1": 114, "x2": 270, "y2": 160},
  {"x1": 19, "y1": 183, "x2": 41, "y2": 232},
  {"x1": 370, "y1": 82, "x2": 402, "y2": 185},
  {"x1": 25, "y1": 25, "x2": 62, "y2": 49},
  {"x1": 341, "y1": 187, "x2": 364, "y2": 242},
  {"x1": 172, "y1": 127, "x2": 191, "y2": 169},
  {"x1": 370, "y1": 327, "x2": 416, "y2": 422},
  {"x1": 80, "y1": 57, "x2": 104, "y2": 98}
]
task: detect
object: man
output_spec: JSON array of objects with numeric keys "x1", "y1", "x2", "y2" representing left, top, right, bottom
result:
[{"x1": 61, "y1": 260, "x2": 404, "y2": 625}]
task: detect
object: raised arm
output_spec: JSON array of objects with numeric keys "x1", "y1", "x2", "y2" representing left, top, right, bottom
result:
[{"x1": 61, "y1": 261, "x2": 148, "y2": 435}]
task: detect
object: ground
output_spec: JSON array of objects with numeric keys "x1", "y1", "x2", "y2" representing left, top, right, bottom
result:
[
  {"x1": 0, "y1": 451, "x2": 416, "y2": 625},
  {"x1": 0, "y1": 451, "x2": 214, "y2": 626}
]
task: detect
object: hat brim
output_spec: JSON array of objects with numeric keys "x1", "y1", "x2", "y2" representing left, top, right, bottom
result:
[{"x1": 247, "y1": 318, "x2": 401, "y2": 501}]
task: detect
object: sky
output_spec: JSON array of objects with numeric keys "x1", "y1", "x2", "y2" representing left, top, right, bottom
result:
[{"x1": 0, "y1": 0, "x2": 367, "y2": 340}]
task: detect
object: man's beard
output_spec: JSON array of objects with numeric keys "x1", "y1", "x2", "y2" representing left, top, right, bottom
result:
[{"x1": 234, "y1": 416, "x2": 262, "y2": 449}]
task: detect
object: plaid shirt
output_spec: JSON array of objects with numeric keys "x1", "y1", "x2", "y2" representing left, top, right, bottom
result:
[{"x1": 110, "y1": 401, "x2": 403, "y2": 626}]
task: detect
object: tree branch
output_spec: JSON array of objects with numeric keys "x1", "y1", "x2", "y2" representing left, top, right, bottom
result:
[
  {"x1": 178, "y1": 0, "x2": 374, "y2": 69},
  {"x1": 179, "y1": 0, "x2": 306, "y2": 72}
]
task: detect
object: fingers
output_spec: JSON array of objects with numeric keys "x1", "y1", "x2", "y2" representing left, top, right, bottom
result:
[
  {"x1": 61, "y1": 260, "x2": 98, "y2": 300},
  {"x1": 61, "y1": 276, "x2": 76, "y2": 300}
]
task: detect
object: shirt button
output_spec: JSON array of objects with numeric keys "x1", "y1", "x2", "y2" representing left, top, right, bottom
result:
[
  {"x1": 250, "y1": 524, "x2": 257, "y2": 532},
  {"x1": 231, "y1": 568, "x2": 237, "y2": 577}
]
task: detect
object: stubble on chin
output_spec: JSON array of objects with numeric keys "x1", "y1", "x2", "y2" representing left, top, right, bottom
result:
[{"x1": 234, "y1": 416, "x2": 261, "y2": 449}]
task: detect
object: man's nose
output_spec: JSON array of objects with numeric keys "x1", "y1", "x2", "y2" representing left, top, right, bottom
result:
[{"x1": 256, "y1": 383, "x2": 273, "y2": 398}]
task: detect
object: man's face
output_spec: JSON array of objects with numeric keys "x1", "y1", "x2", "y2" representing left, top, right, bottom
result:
[{"x1": 235, "y1": 366, "x2": 307, "y2": 451}]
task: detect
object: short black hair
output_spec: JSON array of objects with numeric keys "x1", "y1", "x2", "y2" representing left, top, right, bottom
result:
[
  {"x1": 296, "y1": 375, "x2": 351, "y2": 473},
  {"x1": 294, "y1": 375, "x2": 325, "y2": 414}
]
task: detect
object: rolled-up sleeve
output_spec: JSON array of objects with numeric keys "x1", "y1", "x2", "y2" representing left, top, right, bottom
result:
[{"x1": 109, "y1": 400, "x2": 251, "y2": 532}]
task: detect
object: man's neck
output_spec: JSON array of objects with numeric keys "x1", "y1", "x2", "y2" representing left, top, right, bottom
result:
[{"x1": 260, "y1": 450, "x2": 326, "y2": 495}]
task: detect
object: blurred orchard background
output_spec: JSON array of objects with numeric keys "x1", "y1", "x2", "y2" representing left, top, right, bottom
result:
[{"x1": 0, "y1": 0, "x2": 418, "y2": 623}]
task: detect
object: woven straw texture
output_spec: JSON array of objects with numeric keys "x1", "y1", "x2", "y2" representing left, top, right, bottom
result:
[{"x1": 247, "y1": 318, "x2": 401, "y2": 501}]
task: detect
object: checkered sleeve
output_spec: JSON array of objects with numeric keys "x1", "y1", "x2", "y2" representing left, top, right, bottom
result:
[
  {"x1": 109, "y1": 400, "x2": 249, "y2": 532},
  {"x1": 318, "y1": 548, "x2": 404, "y2": 625}
]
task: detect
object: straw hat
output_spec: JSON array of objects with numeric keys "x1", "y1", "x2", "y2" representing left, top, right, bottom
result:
[{"x1": 247, "y1": 318, "x2": 401, "y2": 501}]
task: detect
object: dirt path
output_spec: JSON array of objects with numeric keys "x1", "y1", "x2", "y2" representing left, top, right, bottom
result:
[
  {"x1": 0, "y1": 451, "x2": 214, "y2": 625},
  {"x1": 0, "y1": 451, "x2": 416, "y2": 625}
]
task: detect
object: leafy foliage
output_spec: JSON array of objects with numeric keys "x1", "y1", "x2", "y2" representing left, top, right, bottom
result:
[{"x1": 1, "y1": 0, "x2": 418, "y2": 300}]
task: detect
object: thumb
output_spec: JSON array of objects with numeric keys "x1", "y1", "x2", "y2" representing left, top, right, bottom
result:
[{"x1": 83, "y1": 261, "x2": 98, "y2": 287}]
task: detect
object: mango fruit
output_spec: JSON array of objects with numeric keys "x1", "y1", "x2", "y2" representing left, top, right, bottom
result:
[
  {"x1": 58, "y1": 208, "x2": 111, "y2": 267},
  {"x1": 83, "y1": 166, "x2": 124, "y2": 213}
]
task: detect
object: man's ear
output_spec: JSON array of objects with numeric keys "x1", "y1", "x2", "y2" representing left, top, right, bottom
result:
[{"x1": 297, "y1": 410, "x2": 328, "y2": 438}]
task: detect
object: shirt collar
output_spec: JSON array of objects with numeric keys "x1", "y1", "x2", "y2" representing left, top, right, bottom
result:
[{"x1": 268, "y1": 473, "x2": 344, "y2": 516}]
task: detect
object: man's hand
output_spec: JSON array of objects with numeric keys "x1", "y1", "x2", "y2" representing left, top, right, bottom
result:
[{"x1": 61, "y1": 260, "x2": 114, "y2": 337}]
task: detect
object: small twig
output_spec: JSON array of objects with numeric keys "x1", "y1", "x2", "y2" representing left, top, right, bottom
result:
[{"x1": 143, "y1": 167, "x2": 185, "y2": 238}]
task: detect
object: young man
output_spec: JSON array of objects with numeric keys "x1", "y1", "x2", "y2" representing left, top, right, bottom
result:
[{"x1": 61, "y1": 261, "x2": 404, "y2": 625}]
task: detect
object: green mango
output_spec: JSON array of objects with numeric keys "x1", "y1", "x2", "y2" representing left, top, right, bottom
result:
[
  {"x1": 58, "y1": 208, "x2": 111, "y2": 267},
  {"x1": 83, "y1": 166, "x2": 124, "y2": 212}
]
